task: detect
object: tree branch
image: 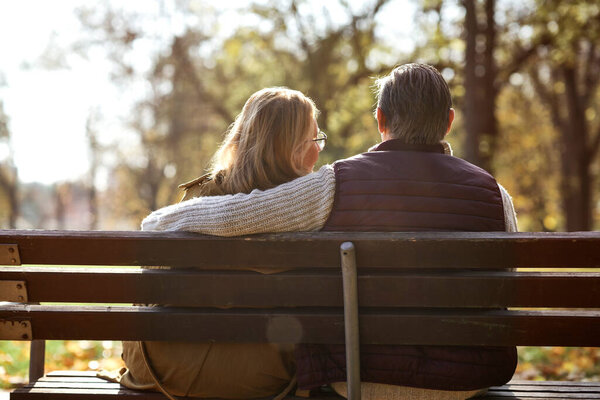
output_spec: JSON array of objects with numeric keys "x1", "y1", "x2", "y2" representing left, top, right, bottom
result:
[
  {"x1": 582, "y1": 41, "x2": 600, "y2": 107},
  {"x1": 171, "y1": 36, "x2": 234, "y2": 123},
  {"x1": 291, "y1": 0, "x2": 312, "y2": 57},
  {"x1": 529, "y1": 65, "x2": 563, "y2": 130},
  {"x1": 343, "y1": 0, "x2": 392, "y2": 85},
  {"x1": 497, "y1": 34, "x2": 551, "y2": 88},
  {"x1": 370, "y1": 0, "x2": 390, "y2": 17}
]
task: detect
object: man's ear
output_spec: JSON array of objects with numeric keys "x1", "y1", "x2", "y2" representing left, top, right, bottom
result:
[
  {"x1": 445, "y1": 108, "x2": 455, "y2": 136},
  {"x1": 446, "y1": 108, "x2": 455, "y2": 135},
  {"x1": 377, "y1": 107, "x2": 386, "y2": 134}
]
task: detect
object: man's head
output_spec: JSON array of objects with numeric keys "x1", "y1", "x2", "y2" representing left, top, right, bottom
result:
[{"x1": 375, "y1": 63, "x2": 454, "y2": 144}]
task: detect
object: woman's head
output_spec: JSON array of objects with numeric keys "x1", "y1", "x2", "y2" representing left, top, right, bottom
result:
[{"x1": 212, "y1": 87, "x2": 320, "y2": 193}]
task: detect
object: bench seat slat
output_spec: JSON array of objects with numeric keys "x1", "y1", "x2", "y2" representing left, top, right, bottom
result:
[
  {"x1": 1, "y1": 231, "x2": 599, "y2": 269},
  {"x1": 39, "y1": 376, "x2": 120, "y2": 383},
  {"x1": 483, "y1": 392, "x2": 600, "y2": 399},
  {"x1": 2, "y1": 304, "x2": 600, "y2": 345},
  {"x1": 3, "y1": 268, "x2": 600, "y2": 308},
  {"x1": 30, "y1": 381, "x2": 122, "y2": 389},
  {"x1": 12, "y1": 387, "x2": 162, "y2": 399},
  {"x1": 11, "y1": 376, "x2": 330, "y2": 399},
  {"x1": 12, "y1": 375, "x2": 600, "y2": 399},
  {"x1": 505, "y1": 381, "x2": 600, "y2": 387},
  {"x1": 46, "y1": 370, "x2": 99, "y2": 377},
  {"x1": 496, "y1": 384, "x2": 600, "y2": 393}
]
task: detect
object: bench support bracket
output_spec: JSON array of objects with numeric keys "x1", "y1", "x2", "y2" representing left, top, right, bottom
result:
[
  {"x1": 0, "y1": 244, "x2": 20, "y2": 265},
  {"x1": 0, "y1": 280, "x2": 28, "y2": 302},
  {"x1": 0, "y1": 319, "x2": 32, "y2": 340},
  {"x1": 341, "y1": 242, "x2": 361, "y2": 400}
]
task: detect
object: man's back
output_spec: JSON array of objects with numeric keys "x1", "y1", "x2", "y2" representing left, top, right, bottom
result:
[
  {"x1": 294, "y1": 139, "x2": 517, "y2": 391},
  {"x1": 323, "y1": 140, "x2": 505, "y2": 232}
]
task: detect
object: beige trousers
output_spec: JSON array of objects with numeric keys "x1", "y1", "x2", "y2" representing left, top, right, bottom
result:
[
  {"x1": 119, "y1": 341, "x2": 295, "y2": 399},
  {"x1": 331, "y1": 382, "x2": 486, "y2": 400}
]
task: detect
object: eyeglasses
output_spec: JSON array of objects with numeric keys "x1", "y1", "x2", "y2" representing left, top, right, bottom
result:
[{"x1": 312, "y1": 130, "x2": 327, "y2": 151}]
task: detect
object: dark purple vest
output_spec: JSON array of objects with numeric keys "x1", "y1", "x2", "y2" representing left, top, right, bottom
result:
[
  {"x1": 323, "y1": 141, "x2": 505, "y2": 232},
  {"x1": 295, "y1": 140, "x2": 517, "y2": 391}
]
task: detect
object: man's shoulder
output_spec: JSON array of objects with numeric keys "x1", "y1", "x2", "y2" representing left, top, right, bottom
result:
[{"x1": 447, "y1": 156, "x2": 498, "y2": 180}]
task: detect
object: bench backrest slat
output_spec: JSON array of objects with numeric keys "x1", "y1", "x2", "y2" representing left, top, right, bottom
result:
[
  {"x1": 1, "y1": 231, "x2": 599, "y2": 268},
  {"x1": 2, "y1": 267, "x2": 600, "y2": 308},
  {"x1": 4, "y1": 304, "x2": 600, "y2": 346}
]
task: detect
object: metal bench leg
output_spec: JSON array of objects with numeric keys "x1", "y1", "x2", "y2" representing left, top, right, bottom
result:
[
  {"x1": 29, "y1": 340, "x2": 45, "y2": 382},
  {"x1": 341, "y1": 242, "x2": 361, "y2": 400}
]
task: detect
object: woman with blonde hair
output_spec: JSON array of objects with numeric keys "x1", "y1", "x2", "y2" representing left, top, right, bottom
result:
[
  {"x1": 118, "y1": 87, "x2": 325, "y2": 400},
  {"x1": 199, "y1": 86, "x2": 323, "y2": 196}
]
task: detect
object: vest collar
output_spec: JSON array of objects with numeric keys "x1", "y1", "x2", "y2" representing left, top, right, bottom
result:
[{"x1": 370, "y1": 139, "x2": 447, "y2": 154}]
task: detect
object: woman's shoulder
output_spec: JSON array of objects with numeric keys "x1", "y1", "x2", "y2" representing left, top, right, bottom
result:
[{"x1": 178, "y1": 172, "x2": 226, "y2": 202}]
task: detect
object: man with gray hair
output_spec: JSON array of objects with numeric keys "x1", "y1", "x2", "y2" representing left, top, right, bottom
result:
[
  {"x1": 376, "y1": 63, "x2": 453, "y2": 145},
  {"x1": 143, "y1": 63, "x2": 518, "y2": 398}
]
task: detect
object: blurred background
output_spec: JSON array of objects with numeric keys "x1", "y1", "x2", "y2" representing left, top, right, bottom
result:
[
  {"x1": 0, "y1": 0, "x2": 598, "y2": 232},
  {"x1": 0, "y1": 0, "x2": 599, "y2": 389}
]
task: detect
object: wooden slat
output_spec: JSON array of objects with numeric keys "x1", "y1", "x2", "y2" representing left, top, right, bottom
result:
[
  {"x1": 3, "y1": 268, "x2": 600, "y2": 308},
  {"x1": 11, "y1": 388, "x2": 321, "y2": 400},
  {"x1": 505, "y1": 381, "x2": 600, "y2": 387},
  {"x1": 11, "y1": 388, "x2": 161, "y2": 400},
  {"x1": 483, "y1": 392, "x2": 600, "y2": 399},
  {"x1": 2, "y1": 304, "x2": 600, "y2": 345},
  {"x1": 0, "y1": 230, "x2": 599, "y2": 269},
  {"x1": 39, "y1": 376, "x2": 119, "y2": 383},
  {"x1": 12, "y1": 375, "x2": 330, "y2": 399},
  {"x1": 14, "y1": 386, "x2": 600, "y2": 400},
  {"x1": 13, "y1": 376, "x2": 600, "y2": 400},
  {"x1": 46, "y1": 371, "x2": 99, "y2": 377},
  {"x1": 492, "y1": 384, "x2": 600, "y2": 393},
  {"x1": 30, "y1": 381, "x2": 122, "y2": 389},
  {"x1": 482, "y1": 381, "x2": 600, "y2": 399},
  {"x1": 12, "y1": 375, "x2": 162, "y2": 400}
]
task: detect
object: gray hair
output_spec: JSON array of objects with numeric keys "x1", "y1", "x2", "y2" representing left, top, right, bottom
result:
[{"x1": 375, "y1": 63, "x2": 452, "y2": 144}]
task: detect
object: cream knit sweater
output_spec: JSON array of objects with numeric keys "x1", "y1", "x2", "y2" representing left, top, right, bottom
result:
[
  {"x1": 141, "y1": 165, "x2": 337, "y2": 236},
  {"x1": 141, "y1": 157, "x2": 518, "y2": 235}
]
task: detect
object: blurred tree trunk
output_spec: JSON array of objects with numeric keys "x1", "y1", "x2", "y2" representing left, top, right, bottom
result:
[
  {"x1": 527, "y1": 2, "x2": 600, "y2": 231},
  {"x1": 560, "y1": 67, "x2": 592, "y2": 231},
  {"x1": 54, "y1": 184, "x2": 68, "y2": 230},
  {"x1": 0, "y1": 101, "x2": 19, "y2": 228},
  {"x1": 0, "y1": 166, "x2": 19, "y2": 229},
  {"x1": 86, "y1": 114, "x2": 99, "y2": 230},
  {"x1": 531, "y1": 63, "x2": 599, "y2": 231},
  {"x1": 438, "y1": 0, "x2": 538, "y2": 173},
  {"x1": 462, "y1": 0, "x2": 498, "y2": 173}
]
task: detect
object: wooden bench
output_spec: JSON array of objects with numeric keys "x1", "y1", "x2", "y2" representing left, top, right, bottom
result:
[{"x1": 1, "y1": 230, "x2": 600, "y2": 400}]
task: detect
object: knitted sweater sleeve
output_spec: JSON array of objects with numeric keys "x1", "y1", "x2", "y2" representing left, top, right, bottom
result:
[
  {"x1": 141, "y1": 165, "x2": 336, "y2": 236},
  {"x1": 498, "y1": 183, "x2": 518, "y2": 232}
]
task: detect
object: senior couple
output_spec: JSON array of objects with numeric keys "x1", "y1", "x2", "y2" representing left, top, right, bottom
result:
[{"x1": 124, "y1": 63, "x2": 518, "y2": 400}]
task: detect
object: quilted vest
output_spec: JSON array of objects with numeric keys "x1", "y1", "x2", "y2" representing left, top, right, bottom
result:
[
  {"x1": 322, "y1": 140, "x2": 505, "y2": 232},
  {"x1": 295, "y1": 139, "x2": 516, "y2": 391}
]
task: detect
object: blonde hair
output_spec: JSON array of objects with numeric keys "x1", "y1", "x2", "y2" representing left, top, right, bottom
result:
[{"x1": 211, "y1": 87, "x2": 318, "y2": 194}]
